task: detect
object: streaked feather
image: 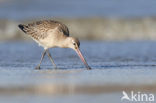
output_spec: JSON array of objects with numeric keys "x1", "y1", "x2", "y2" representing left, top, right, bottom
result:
[{"x1": 18, "y1": 20, "x2": 69, "y2": 40}]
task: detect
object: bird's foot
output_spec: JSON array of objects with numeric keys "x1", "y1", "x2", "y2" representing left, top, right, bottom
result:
[
  {"x1": 35, "y1": 66, "x2": 41, "y2": 70},
  {"x1": 87, "y1": 66, "x2": 92, "y2": 70}
]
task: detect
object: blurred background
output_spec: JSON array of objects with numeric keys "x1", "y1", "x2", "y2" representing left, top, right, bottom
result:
[
  {"x1": 0, "y1": 0, "x2": 156, "y2": 103},
  {"x1": 1, "y1": 0, "x2": 156, "y2": 41}
]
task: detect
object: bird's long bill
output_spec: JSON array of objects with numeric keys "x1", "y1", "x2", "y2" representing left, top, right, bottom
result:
[{"x1": 75, "y1": 48, "x2": 91, "y2": 70}]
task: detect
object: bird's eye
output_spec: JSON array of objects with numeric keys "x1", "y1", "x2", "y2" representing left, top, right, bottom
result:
[{"x1": 73, "y1": 43, "x2": 76, "y2": 45}]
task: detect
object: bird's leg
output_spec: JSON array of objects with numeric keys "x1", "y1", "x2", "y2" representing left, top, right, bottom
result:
[
  {"x1": 46, "y1": 50, "x2": 58, "y2": 69},
  {"x1": 35, "y1": 50, "x2": 47, "y2": 70}
]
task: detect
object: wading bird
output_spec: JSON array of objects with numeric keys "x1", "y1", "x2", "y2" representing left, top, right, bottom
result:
[{"x1": 18, "y1": 20, "x2": 91, "y2": 70}]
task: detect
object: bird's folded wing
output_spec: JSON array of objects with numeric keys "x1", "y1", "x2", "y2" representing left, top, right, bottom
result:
[{"x1": 21, "y1": 20, "x2": 69, "y2": 40}]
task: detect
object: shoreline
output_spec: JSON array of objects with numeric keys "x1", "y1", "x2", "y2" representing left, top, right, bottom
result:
[{"x1": 1, "y1": 17, "x2": 156, "y2": 41}]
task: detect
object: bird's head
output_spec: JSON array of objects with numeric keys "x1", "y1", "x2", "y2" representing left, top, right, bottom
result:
[
  {"x1": 66, "y1": 37, "x2": 91, "y2": 70},
  {"x1": 66, "y1": 37, "x2": 80, "y2": 50}
]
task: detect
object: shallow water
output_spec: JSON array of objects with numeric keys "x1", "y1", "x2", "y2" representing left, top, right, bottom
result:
[{"x1": 0, "y1": 41, "x2": 156, "y2": 103}]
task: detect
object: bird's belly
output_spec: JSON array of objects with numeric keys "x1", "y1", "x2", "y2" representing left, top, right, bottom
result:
[
  {"x1": 38, "y1": 39, "x2": 56, "y2": 49},
  {"x1": 38, "y1": 34, "x2": 58, "y2": 49}
]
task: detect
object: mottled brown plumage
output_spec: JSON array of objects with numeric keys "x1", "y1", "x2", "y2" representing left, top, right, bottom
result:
[
  {"x1": 19, "y1": 20, "x2": 69, "y2": 40},
  {"x1": 18, "y1": 20, "x2": 91, "y2": 70}
]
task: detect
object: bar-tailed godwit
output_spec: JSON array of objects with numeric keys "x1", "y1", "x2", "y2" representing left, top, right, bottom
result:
[{"x1": 18, "y1": 20, "x2": 91, "y2": 70}]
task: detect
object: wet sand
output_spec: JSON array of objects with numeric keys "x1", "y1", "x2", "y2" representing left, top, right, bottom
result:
[{"x1": 0, "y1": 41, "x2": 156, "y2": 103}]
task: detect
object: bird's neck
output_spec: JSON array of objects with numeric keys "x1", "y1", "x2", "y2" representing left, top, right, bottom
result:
[{"x1": 57, "y1": 36, "x2": 69, "y2": 48}]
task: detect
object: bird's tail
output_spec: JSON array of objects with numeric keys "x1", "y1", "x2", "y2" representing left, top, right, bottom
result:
[{"x1": 18, "y1": 24, "x2": 27, "y2": 33}]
